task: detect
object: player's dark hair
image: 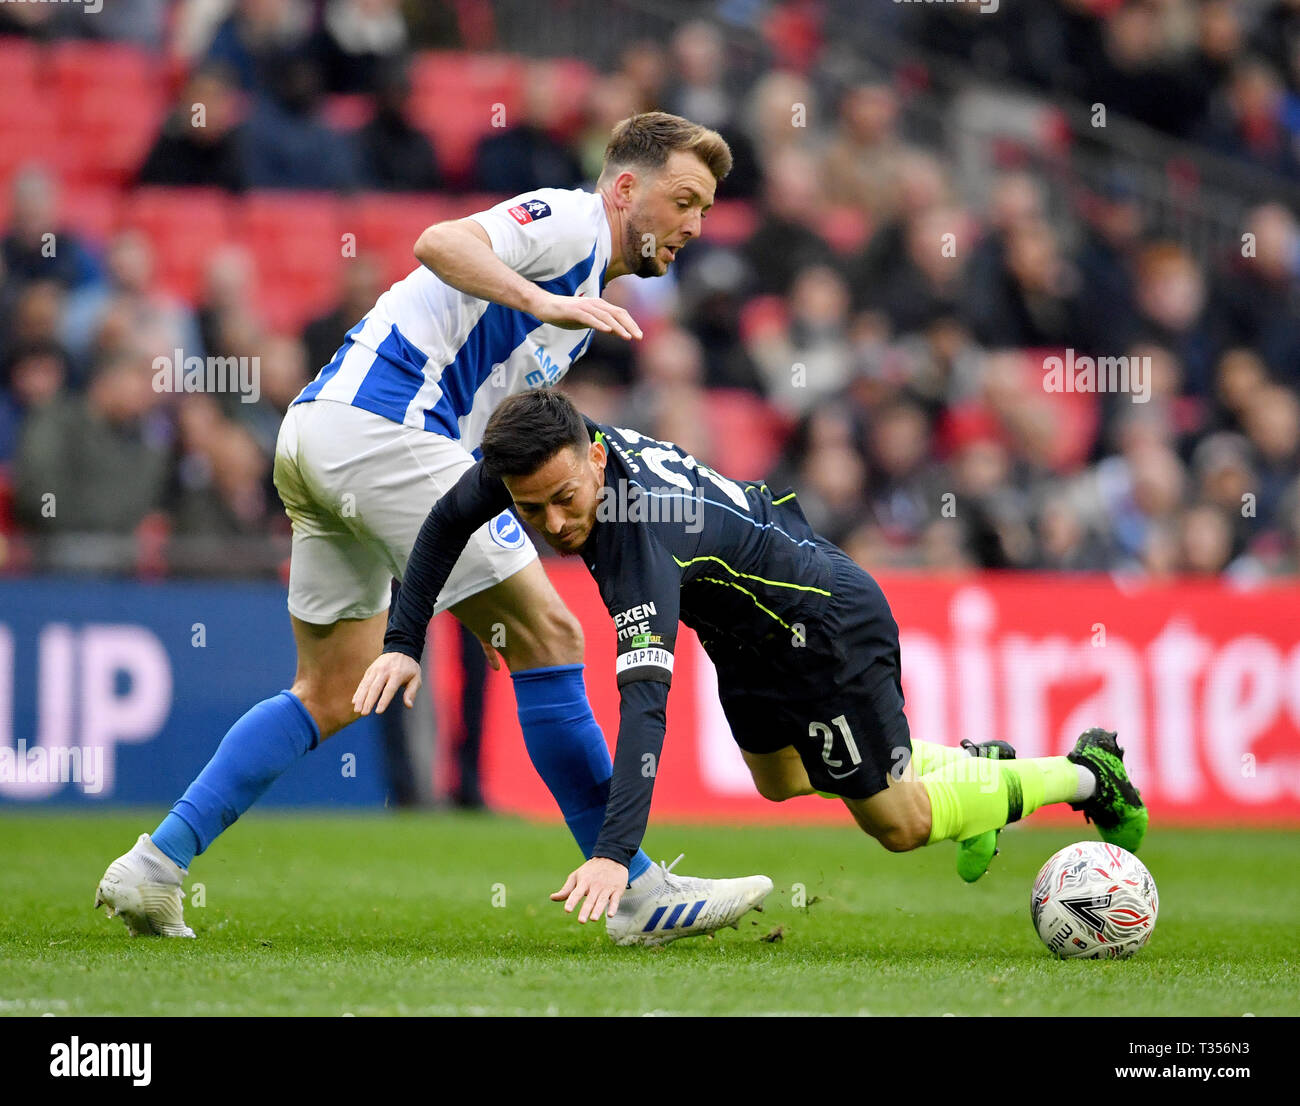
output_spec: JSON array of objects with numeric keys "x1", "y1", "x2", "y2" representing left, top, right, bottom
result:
[
  {"x1": 481, "y1": 389, "x2": 590, "y2": 479},
  {"x1": 600, "y1": 111, "x2": 732, "y2": 183}
]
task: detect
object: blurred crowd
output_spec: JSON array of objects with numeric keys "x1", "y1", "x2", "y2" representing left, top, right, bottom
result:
[{"x1": 1, "y1": 0, "x2": 1299, "y2": 580}]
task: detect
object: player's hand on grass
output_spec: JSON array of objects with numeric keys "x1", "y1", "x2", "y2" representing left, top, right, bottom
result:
[
  {"x1": 529, "y1": 290, "x2": 643, "y2": 341},
  {"x1": 551, "y1": 857, "x2": 629, "y2": 924},
  {"x1": 352, "y1": 652, "x2": 422, "y2": 715}
]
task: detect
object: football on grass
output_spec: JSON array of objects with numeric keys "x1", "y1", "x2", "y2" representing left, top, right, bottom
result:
[{"x1": 1031, "y1": 841, "x2": 1158, "y2": 959}]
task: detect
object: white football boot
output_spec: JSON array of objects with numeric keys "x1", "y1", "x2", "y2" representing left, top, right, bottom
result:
[
  {"x1": 606, "y1": 855, "x2": 773, "y2": 947},
  {"x1": 94, "y1": 833, "x2": 196, "y2": 938}
]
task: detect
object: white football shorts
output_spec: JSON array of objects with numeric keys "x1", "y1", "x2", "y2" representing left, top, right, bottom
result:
[{"x1": 272, "y1": 399, "x2": 537, "y2": 624}]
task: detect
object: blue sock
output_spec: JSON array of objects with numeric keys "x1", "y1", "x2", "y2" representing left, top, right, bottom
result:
[
  {"x1": 512, "y1": 664, "x2": 652, "y2": 883},
  {"x1": 151, "y1": 690, "x2": 320, "y2": 869}
]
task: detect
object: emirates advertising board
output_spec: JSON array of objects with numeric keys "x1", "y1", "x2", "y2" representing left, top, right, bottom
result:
[{"x1": 438, "y1": 564, "x2": 1300, "y2": 826}]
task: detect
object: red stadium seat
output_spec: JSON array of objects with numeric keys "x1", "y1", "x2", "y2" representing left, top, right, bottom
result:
[
  {"x1": 409, "y1": 52, "x2": 528, "y2": 186},
  {"x1": 408, "y1": 95, "x2": 503, "y2": 187},
  {"x1": 60, "y1": 185, "x2": 121, "y2": 247},
  {"x1": 237, "y1": 194, "x2": 345, "y2": 327},
  {"x1": 49, "y1": 39, "x2": 163, "y2": 185},
  {"x1": 541, "y1": 57, "x2": 596, "y2": 137},
  {"x1": 0, "y1": 36, "x2": 40, "y2": 94},
  {"x1": 699, "y1": 200, "x2": 758, "y2": 248},
  {"x1": 120, "y1": 187, "x2": 233, "y2": 303},
  {"x1": 411, "y1": 51, "x2": 524, "y2": 115},
  {"x1": 705, "y1": 390, "x2": 792, "y2": 478},
  {"x1": 50, "y1": 40, "x2": 158, "y2": 98},
  {"x1": 0, "y1": 95, "x2": 61, "y2": 190},
  {"x1": 818, "y1": 205, "x2": 870, "y2": 255},
  {"x1": 355, "y1": 194, "x2": 463, "y2": 284},
  {"x1": 323, "y1": 94, "x2": 374, "y2": 131},
  {"x1": 60, "y1": 101, "x2": 166, "y2": 187}
]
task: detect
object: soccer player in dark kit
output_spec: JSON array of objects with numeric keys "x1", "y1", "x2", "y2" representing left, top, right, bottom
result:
[{"x1": 354, "y1": 390, "x2": 1148, "y2": 933}]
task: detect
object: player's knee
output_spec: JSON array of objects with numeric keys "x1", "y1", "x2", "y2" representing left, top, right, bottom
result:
[
  {"x1": 754, "y1": 778, "x2": 797, "y2": 802},
  {"x1": 289, "y1": 678, "x2": 354, "y2": 740},
  {"x1": 517, "y1": 605, "x2": 584, "y2": 666},
  {"x1": 874, "y1": 821, "x2": 927, "y2": 853}
]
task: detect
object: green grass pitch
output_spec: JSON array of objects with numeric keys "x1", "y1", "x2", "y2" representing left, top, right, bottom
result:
[{"x1": 2, "y1": 811, "x2": 1297, "y2": 1016}]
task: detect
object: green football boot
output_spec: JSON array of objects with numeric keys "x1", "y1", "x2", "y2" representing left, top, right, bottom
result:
[
  {"x1": 1067, "y1": 727, "x2": 1148, "y2": 853},
  {"x1": 955, "y1": 739, "x2": 1017, "y2": 883}
]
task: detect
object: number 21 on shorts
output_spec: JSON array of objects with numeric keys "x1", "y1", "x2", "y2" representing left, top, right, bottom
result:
[{"x1": 810, "y1": 714, "x2": 861, "y2": 777}]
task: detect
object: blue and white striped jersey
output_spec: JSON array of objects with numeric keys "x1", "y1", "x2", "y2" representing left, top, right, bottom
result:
[{"x1": 292, "y1": 187, "x2": 611, "y2": 451}]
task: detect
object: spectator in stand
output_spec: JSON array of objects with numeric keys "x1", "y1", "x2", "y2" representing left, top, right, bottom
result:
[
  {"x1": 1191, "y1": 431, "x2": 1258, "y2": 553},
  {"x1": 241, "y1": 52, "x2": 361, "y2": 190},
  {"x1": 1132, "y1": 241, "x2": 1218, "y2": 398},
  {"x1": 1072, "y1": 172, "x2": 1145, "y2": 357},
  {"x1": 1213, "y1": 203, "x2": 1300, "y2": 382},
  {"x1": 196, "y1": 245, "x2": 261, "y2": 362},
  {"x1": 1180, "y1": 0, "x2": 1247, "y2": 129},
  {"x1": 1083, "y1": 1, "x2": 1197, "y2": 137},
  {"x1": 302, "y1": 254, "x2": 384, "y2": 374},
  {"x1": 1264, "y1": 475, "x2": 1300, "y2": 574},
  {"x1": 1253, "y1": 0, "x2": 1300, "y2": 93},
  {"x1": 772, "y1": 405, "x2": 870, "y2": 547},
  {"x1": 2, "y1": 281, "x2": 70, "y2": 371},
  {"x1": 138, "y1": 63, "x2": 248, "y2": 193},
  {"x1": 742, "y1": 147, "x2": 836, "y2": 296},
  {"x1": 676, "y1": 249, "x2": 764, "y2": 394},
  {"x1": 866, "y1": 396, "x2": 943, "y2": 548},
  {"x1": 1176, "y1": 502, "x2": 1237, "y2": 574},
  {"x1": 14, "y1": 353, "x2": 169, "y2": 534},
  {"x1": 1198, "y1": 57, "x2": 1300, "y2": 177},
  {"x1": 61, "y1": 230, "x2": 204, "y2": 371},
  {"x1": 846, "y1": 150, "x2": 950, "y2": 314},
  {"x1": 576, "y1": 74, "x2": 641, "y2": 182},
  {"x1": 663, "y1": 20, "x2": 733, "y2": 134},
  {"x1": 943, "y1": 407, "x2": 1034, "y2": 568},
  {"x1": 237, "y1": 332, "x2": 311, "y2": 464},
  {"x1": 1210, "y1": 347, "x2": 1271, "y2": 436},
  {"x1": 169, "y1": 395, "x2": 271, "y2": 537},
  {"x1": 1241, "y1": 383, "x2": 1300, "y2": 527},
  {"x1": 661, "y1": 20, "x2": 759, "y2": 198},
  {"x1": 1033, "y1": 488, "x2": 1111, "y2": 572},
  {"x1": 966, "y1": 171, "x2": 1048, "y2": 315},
  {"x1": 204, "y1": 0, "x2": 313, "y2": 93},
  {"x1": 1, "y1": 168, "x2": 100, "y2": 292},
  {"x1": 313, "y1": 0, "x2": 409, "y2": 95},
  {"x1": 470, "y1": 61, "x2": 585, "y2": 194},
  {"x1": 870, "y1": 204, "x2": 971, "y2": 337},
  {"x1": 1088, "y1": 438, "x2": 1188, "y2": 570},
  {"x1": 0, "y1": 341, "x2": 68, "y2": 464},
  {"x1": 626, "y1": 325, "x2": 715, "y2": 465},
  {"x1": 970, "y1": 215, "x2": 1081, "y2": 349},
  {"x1": 355, "y1": 62, "x2": 441, "y2": 191},
  {"x1": 742, "y1": 70, "x2": 817, "y2": 169},
  {"x1": 616, "y1": 40, "x2": 668, "y2": 114},
  {"x1": 820, "y1": 83, "x2": 911, "y2": 223},
  {"x1": 747, "y1": 263, "x2": 852, "y2": 417}
]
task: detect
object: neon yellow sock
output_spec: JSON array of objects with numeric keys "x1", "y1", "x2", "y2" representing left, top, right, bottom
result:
[
  {"x1": 910, "y1": 740, "x2": 969, "y2": 775},
  {"x1": 817, "y1": 742, "x2": 971, "y2": 799},
  {"x1": 921, "y1": 756, "x2": 1077, "y2": 845}
]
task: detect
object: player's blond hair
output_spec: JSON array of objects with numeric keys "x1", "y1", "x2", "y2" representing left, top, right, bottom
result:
[{"x1": 599, "y1": 111, "x2": 732, "y2": 184}]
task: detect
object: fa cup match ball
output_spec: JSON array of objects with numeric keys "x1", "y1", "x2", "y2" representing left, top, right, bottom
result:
[{"x1": 1031, "y1": 841, "x2": 1157, "y2": 959}]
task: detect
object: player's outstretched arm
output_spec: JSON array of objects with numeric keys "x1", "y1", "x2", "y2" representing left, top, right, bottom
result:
[
  {"x1": 415, "y1": 218, "x2": 642, "y2": 339},
  {"x1": 550, "y1": 679, "x2": 670, "y2": 923}
]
